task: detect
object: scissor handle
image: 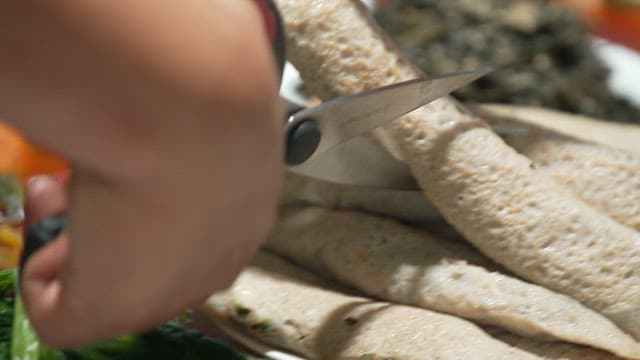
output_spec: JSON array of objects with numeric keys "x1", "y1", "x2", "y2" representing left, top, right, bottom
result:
[
  {"x1": 285, "y1": 117, "x2": 322, "y2": 166},
  {"x1": 254, "y1": 0, "x2": 286, "y2": 79},
  {"x1": 254, "y1": 0, "x2": 323, "y2": 167},
  {"x1": 256, "y1": 0, "x2": 320, "y2": 167},
  {"x1": 20, "y1": 215, "x2": 67, "y2": 272}
]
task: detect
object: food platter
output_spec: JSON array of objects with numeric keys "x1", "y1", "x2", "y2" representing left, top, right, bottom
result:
[
  {"x1": 192, "y1": 313, "x2": 305, "y2": 360},
  {"x1": 593, "y1": 38, "x2": 640, "y2": 106},
  {"x1": 211, "y1": 1, "x2": 640, "y2": 359},
  {"x1": 1, "y1": 0, "x2": 639, "y2": 359}
]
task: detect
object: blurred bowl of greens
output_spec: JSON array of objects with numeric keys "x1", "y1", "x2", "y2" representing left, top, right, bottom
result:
[{"x1": 372, "y1": 0, "x2": 640, "y2": 123}]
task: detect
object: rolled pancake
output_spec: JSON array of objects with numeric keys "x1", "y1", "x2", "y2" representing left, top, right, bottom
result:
[
  {"x1": 477, "y1": 104, "x2": 640, "y2": 155},
  {"x1": 267, "y1": 206, "x2": 640, "y2": 359},
  {"x1": 201, "y1": 251, "x2": 539, "y2": 359},
  {"x1": 478, "y1": 104, "x2": 640, "y2": 231},
  {"x1": 274, "y1": 0, "x2": 640, "y2": 339},
  {"x1": 282, "y1": 172, "x2": 442, "y2": 225},
  {"x1": 505, "y1": 131, "x2": 640, "y2": 232},
  {"x1": 284, "y1": 119, "x2": 640, "y2": 232},
  {"x1": 487, "y1": 327, "x2": 626, "y2": 360}
]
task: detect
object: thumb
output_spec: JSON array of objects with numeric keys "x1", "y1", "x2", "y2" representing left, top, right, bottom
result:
[{"x1": 24, "y1": 175, "x2": 68, "y2": 227}]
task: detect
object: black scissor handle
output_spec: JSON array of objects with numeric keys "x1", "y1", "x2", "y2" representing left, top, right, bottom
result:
[{"x1": 19, "y1": 215, "x2": 67, "y2": 272}]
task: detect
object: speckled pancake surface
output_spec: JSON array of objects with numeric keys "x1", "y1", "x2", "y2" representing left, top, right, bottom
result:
[
  {"x1": 273, "y1": 0, "x2": 640, "y2": 340},
  {"x1": 268, "y1": 206, "x2": 640, "y2": 359},
  {"x1": 202, "y1": 251, "x2": 540, "y2": 359}
]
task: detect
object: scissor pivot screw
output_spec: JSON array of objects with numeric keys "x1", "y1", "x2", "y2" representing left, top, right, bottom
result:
[{"x1": 286, "y1": 119, "x2": 321, "y2": 166}]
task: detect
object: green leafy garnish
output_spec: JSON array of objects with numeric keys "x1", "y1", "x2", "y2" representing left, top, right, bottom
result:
[
  {"x1": 11, "y1": 286, "x2": 62, "y2": 359},
  {"x1": 0, "y1": 175, "x2": 24, "y2": 225},
  {"x1": 0, "y1": 269, "x2": 16, "y2": 359},
  {"x1": 63, "y1": 324, "x2": 256, "y2": 360}
]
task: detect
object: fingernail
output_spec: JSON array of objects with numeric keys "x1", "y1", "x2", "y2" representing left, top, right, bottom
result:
[{"x1": 26, "y1": 175, "x2": 58, "y2": 193}]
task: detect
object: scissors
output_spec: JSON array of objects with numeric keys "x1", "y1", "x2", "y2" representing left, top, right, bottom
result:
[
  {"x1": 18, "y1": 0, "x2": 490, "y2": 268},
  {"x1": 18, "y1": 68, "x2": 489, "y2": 267},
  {"x1": 284, "y1": 68, "x2": 489, "y2": 189}
]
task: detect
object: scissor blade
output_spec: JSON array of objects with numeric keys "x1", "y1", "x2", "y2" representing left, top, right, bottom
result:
[
  {"x1": 287, "y1": 67, "x2": 490, "y2": 163},
  {"x1": 288, "y1": 135, "x2": 421, "y2": 190}
]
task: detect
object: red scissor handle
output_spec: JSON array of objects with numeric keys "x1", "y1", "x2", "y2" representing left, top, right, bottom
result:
[
  {"x1": 19, "y1": 1, "x2": 288, "y2": 272},
  {"x1": 254, "y1": 0, "x2": 286, "y2": 79}
]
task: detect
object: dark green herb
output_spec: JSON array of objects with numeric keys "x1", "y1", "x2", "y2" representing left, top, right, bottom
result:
[
  {"x1": 375, "y1": 0, "x2": 640, "y2": 123},
  {"x1": 248, "y1": 321, "x2": 272, "y2": 333},
  {"x1": 0, "y1": 270, "x2": 16, "y2": 359},
  {"x1": 0, "y1": 175, "x2": 24, "y2": 224},
  {"x1": 235, "y1": 306, "x2": 252, "y2": 319},
  {"x1": 12, "y1": 286, "x2": 59, "y2": 359},
  {"x1": 63, "y1": 324, "x2": 257, "y2": 360},
  {"x1": 344, "y1": 317, "x2": 359, "y2": 326}
]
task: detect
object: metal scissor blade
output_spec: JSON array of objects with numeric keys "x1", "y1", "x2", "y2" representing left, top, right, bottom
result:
[
  {"x1": 288, "y1": 135, "x2": 420, "y2": 190},
  {"x1": 285, "y1": 67, "x2": 491, "y2": 165}
]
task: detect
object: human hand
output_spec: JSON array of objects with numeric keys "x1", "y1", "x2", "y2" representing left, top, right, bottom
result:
[{"x1": 3, "y1": 0, "x2": 284, "y2": 348}]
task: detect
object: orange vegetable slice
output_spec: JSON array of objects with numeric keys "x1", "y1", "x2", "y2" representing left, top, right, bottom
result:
[
  {"x1": 0, "y1": 225, "x2": 22, "y2": 269},
  {"x1": 0, "y1": 122, "x2": 69, "y2": 182}
]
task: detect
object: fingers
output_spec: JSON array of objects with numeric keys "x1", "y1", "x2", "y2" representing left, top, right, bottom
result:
[
  {"x1": 25, "y1": 175, "x2": 68, "y2": 226},
  {"x1": 20, "y1": 234, "x2": 69, "y2": 327},
  {"x1": 21, "y1": 175, "x2": 72, "y2": 348},
  {"x1": 21, "y1": 174, "x2": 69, "y2": 283}
]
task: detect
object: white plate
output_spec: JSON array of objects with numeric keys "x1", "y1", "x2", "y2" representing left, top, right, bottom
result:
[
  {"x1": 592, "y1": 38, "x2": 640, "y2": 107},
  {"x1": 189, "y1": 311, "x2": 306, "y2": 360},
  {"x1": 214, "y1": 320, "x2": 305, "y2": 360}
]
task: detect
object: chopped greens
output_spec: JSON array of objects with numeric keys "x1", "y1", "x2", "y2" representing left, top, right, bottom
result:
[
  {"x1": 11, "y1": 287, "x2": 36, "y2": 359},
  {"x1": 11, "y1": 284, "x2": 61, "y2": 360},
  {"x1": 63, "y1": 324, "x2": 257, "y2": 360},
  {"x1": 374, "y1": 0, "x2": 640, "y2": 123},
  {"x1": 0, "y1": 269, "x2": 15, "y2": 359},
  {"x1": 0, "y1": 175, "x2": 24, "y2": 225}
]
